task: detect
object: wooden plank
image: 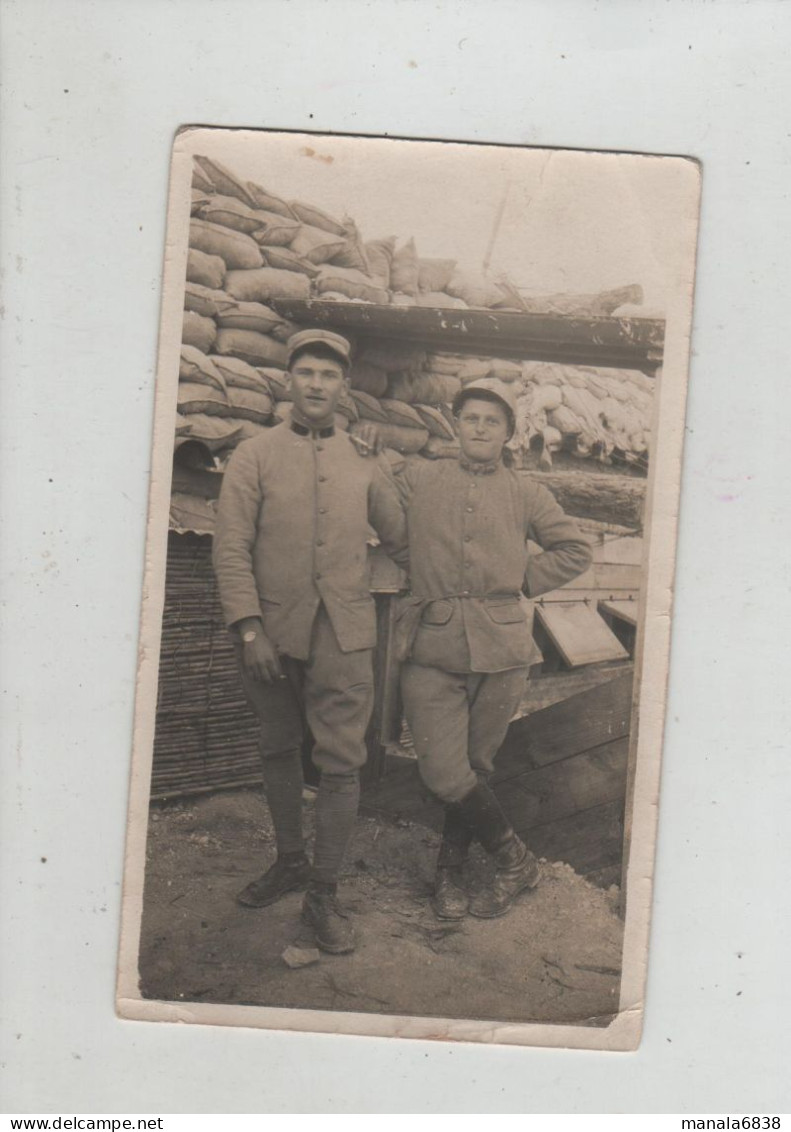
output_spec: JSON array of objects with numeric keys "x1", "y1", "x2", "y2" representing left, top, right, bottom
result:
[
  {"x1": 599, "y1": 599, "x2": 638, "y2": 627},
  {"x1": 269, "y1": 299, "x2": 665, "y2": 371},
  {"x1": 534, "y1": 602, "x2": 630, "y2": 667},
  {"x1": 495, "y1": 670, "x2": 634, "y2": 773},
  {"x1": 518, "y1": 798, "x2": 626, "y2": 877},
  {"x1": 559, "y1": 562, "x2": 642, "y2": 592},
  {"x1": 516, "y1": 661, "x2": 633, "y2": 717},
  {"x1": 495, "y1": 738, "x2": 628, "y2": 831}
]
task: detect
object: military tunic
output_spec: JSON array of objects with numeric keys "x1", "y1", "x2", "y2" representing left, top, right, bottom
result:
[
  {"x1": 213, "y1": 420, "x2": 408, "y2": 774},
  {"x1": 398, "y1": 456, "x2": 592, "y2": 802}
]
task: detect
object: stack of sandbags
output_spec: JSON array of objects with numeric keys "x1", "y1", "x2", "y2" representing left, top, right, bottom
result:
[{"x1": 513, "y1": 362, "x2": 653, "y2": 467}]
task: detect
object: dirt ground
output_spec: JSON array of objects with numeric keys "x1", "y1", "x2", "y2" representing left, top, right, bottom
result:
[{"x1": 138, "y1": 789, "x2": 624, "y2": 1027}]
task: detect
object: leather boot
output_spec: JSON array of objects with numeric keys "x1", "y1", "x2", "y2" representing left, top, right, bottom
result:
[
  {"x1": 431, "y1": 804, "x2": 473, "y2": 919},
  {"x1": 237, "y1": 852, "x2": 311, "y2": 907},
  {"x1": 469, "y1": 834, "x2": 541, "y2": 919},
  {"x1": 431, "y1": 866, "x2": 469, "y2": 920},
  {"x1": 302, "y1": 887, "x2": 355, "y2": 954}
]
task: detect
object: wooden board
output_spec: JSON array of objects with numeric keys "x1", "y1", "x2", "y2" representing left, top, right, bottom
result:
[
  {"x1": 599, "y1": 599, "x2": 638, "y2": 627},
  {"x1": 534, "y1": 602, "x2": 630, "y2": 667},
  {"x1": 495, "y1": 670, "x2": 634, "y2": 774},
  {"x1": 520, "y1": 799, "x2": 626, "y2": 877},
  {"x1": 494, "y1": 737, "x2": 629, "y2": 831},
  {"x1": 558, "y1": 561, "x2": 642, "y2": 592}
]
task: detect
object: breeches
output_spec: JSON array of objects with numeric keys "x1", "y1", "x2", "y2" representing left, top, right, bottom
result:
[
  {"x1": 234, "y1": 604, "x2": 374, "y2": 776},
  {"x1": 400, "y1": 662, "x2": 529, "y2": 803}
]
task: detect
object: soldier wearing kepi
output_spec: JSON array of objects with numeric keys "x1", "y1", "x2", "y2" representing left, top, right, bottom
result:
[
  {"x1": 212, "y1": 329, "x2": 408, "y2": 954},
  {"x1": 397, "y1": 377, "x2": 592, "y2": 921}
]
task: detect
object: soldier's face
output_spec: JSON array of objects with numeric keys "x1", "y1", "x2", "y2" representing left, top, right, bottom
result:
[
  {"x1": 288, "y1": 353, "x2": 348, "y2": 421},
  {"x1": 456, "y1": 398, "x2": 510, "y2": 464}
]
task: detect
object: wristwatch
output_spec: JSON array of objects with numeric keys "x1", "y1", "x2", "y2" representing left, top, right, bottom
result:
[{"x1": 242, "y1": 630, "x2": 258, "y2": 644}]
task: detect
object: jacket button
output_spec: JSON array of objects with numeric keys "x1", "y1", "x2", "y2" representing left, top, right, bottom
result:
[
  {"x1": 318, "y1": 475, "x2": 327, "y2": 482},
  {"x1": 466, "y1": 506, "x2": 474, "y2": 513},
  {"x1": 315, "y1": 573, "x2": 322, "y2": 580},
  {"x1": 316, "y1": 445, "x2": 324, "y2": 452},
  {"x1": 464, "y1": 535, "x2": 472, "y2": 542},
  {"x1": 316, "y1": 539, "x2": 324, "y2": 546},
  {"x1": 319, "y1": 507, "x2": 327, "y2": 514}
]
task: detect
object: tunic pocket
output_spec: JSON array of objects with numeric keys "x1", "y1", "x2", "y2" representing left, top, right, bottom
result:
[
  {"x1": 421, "y1": 599, "x2": 454, "y2": 626},
  {"x1": 484, "y1": 600, "x2": 525, "y2": 625}
]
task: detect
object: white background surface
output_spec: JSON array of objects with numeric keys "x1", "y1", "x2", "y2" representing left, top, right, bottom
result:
[{"x1": 2, "y1": 0, "x2": 789, "y2": 1115}]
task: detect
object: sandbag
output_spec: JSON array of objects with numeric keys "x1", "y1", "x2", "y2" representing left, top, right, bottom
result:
[
  {"x1": 197, "y1": 194, "x2": 264, "y2": 235},
  {"x1": 335, "y1": 390, "x2": 360, "y2": 424},
  {"x1": 259, "y1": 368, "x2": 292, "y2": 401},
  {"x1": 425, "y1": 353, "x2": 466, "y2": 376},
  {"x1": 289, "y1": 200, "x2": 346, "y2": 236},
  {"x1": 547, "y1": 405, "x2": 584, "y2": 435},
  {"x1": 358, "y1": 341, "x2": 426, "y2": 375},
  {"x1": 220, "y1": 387, "x2": 274, "y2": 425},
  {"x1": 380, "y1": 398, "x2": 426, "y2": 430},
  {"x1": 177, "y1": 412, "x2": 243, "y2": 452},
  {"x1": 330, "y1": 220, "x2": 370, "y2": 273},
  {"x1": 446, "y1": 270, "x2": 506, "y2": 309},
  {"x1": 387, "y1": 372, "x2": 462, "y2": 405},
  {"x1": 378, "y1": 423, "x2": 430, "y2": 455},
  {"x1": 365, "y1": 236, "x2": 396, "y2": 287},
  {"x1": 191, "y1": 189, "x2": 212, "y2": 216},
  {"x1": 414, "y1": 404, "x2": 456, "y2": 440},
  {"x1": 421, "y1": 436, "x2": 461, "y2": 460},
  {"x1": 184, "y1": 282, "x2": 235, "y2": 319},
  {"x1": 260, "y1": 246, "x2": 320, "y2": 277},
  {"x1": 215, "y1": 299, "x2": 284, "y2": 335},
  {"x1": 193, "y1": 156, "x2": 258, "y2": 208},
  {"x1": 315, "y1": 265, "x2": 389, "y2": 305},
  {"x1": 349, "y1": 361, "x2": 388, "y2": 398},
  {"x1": 180, "y1": 346, "x2": 228, "y2": 393},
  {"x1": 415, "y1": 292, "x2": 468, "y2": 309},
  {"x1": 390, "y1": 237, "x2": 419, "y2": 296},
  {"x1": 191, "y1": 162, "x2": 216, "y2": 194},
  {"x1": 269, "y1": 317, "x2": 300, "y2": 344},
  {"x1": 214, "y1": 327, "x2": 289, "y2": 369},
  {"x1": 249, "y1": 210, "x2": 301, "y2": 247},
  {"x1": 178, "y1": 381, "x2": 228, "y2": 415},
  {"x1": 174, "y1": 412, "x2": 193, "y2": 436},
  {"x1": 224, "y1": 267, "x2": 310, "y2": 303},
  {"x1": 182, "y1": 310, "x2": 217, "y2": 353},
  {"x1": 350, "y1": 389, "x2": 389, "y2": 423},
  {"x1": 418, "y1": 258, "x2": 457, "y2": 293},
  {"x1": 209, "y1": 354, "x2": 271, "y2": 394},
  {"x1": 189, "y1": 219, "x2": 264, "y2": 270},
  {"x1": 245, "y1": 180, "x2": 295, "y2": 218},
  {"x1": 186, "y1": 248, "x2": 226, "y2": 290},
  {"x1": 457, "y1": 359, "x2": 493, "y2": 384},
  {"x1": 490, "y1": 360, "x2": 523, "y2": 383},
  {"x1": 530, "y1": 383, "x2": 563, "y2": 413},
  {"x1": 289, "y1": 225, "x2": 347, "y2": 265}
]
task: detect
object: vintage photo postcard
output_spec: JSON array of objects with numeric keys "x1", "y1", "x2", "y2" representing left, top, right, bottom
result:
[{"x1": 117, "y1": 127, "x2": 700, "y2": 1050}]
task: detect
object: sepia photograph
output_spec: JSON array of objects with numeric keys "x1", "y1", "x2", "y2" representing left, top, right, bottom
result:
[{"x1": 117, "y1": 127, "x2": 700, "y2": 1049}]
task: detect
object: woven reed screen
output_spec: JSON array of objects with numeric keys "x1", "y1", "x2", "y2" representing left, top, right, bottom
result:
[{"x1": 151, "y1": 531, "x2": 262, "y2": 799}]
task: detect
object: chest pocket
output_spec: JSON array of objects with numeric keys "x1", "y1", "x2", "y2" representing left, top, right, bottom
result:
[
  {"x1": 421, "y1": 599, "x2": 454, "y2": 626},
  {"x1": 484, "y1": 599, "x2": 525, "y2": 625}
]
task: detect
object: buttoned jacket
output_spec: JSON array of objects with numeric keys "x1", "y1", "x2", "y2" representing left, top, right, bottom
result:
[
  {"x1": 213, "y1": 422, "x2": 408, "y2": 660},
  {"x1": 398, "y1": 458, "x2": 592, "y2": 673}
]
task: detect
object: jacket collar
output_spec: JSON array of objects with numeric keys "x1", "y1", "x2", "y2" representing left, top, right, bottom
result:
[
  {"x1": 290, "y1": 419, "x2": 335, "y2": 439},
  {"x1": 458, "y1": 455, "x2": 501, "y2": 475}
]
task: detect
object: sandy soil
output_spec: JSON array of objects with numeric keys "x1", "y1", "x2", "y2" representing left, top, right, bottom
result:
[{"x1": 138, "y1": 789, "x2": 624, "y2": 1027}]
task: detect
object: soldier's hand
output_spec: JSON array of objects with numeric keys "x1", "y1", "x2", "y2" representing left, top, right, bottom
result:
[
  {"x1": 243, "y1": 632, "x2": 283, "y2": 684},
  {"x1": 349, "y1": 421, "x2": 383, "y2": 457}
]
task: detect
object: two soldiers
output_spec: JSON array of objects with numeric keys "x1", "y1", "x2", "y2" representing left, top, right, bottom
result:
[{"x1": 213, "y1": 331, "x2": 591, "y2": 951}]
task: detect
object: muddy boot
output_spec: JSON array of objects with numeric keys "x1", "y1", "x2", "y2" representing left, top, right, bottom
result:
[
  {"x1": 302, "y1": 885, "x2": 355, "y2": 954},
  {"x1": 469, "y1": 835, "x2": 540, "y2": 919},
  {"x1": 237, "y1": 851, "x2": 311, "y2": 907},
  {"x1": 431, "y1": 804, "x2": 473, "y2": 919},
  {"x1": 458, "y1": 782, "x2": 540, "y2": 918},
  {"x1": 432, "y1": 867, "x2": 469, "y2": 920}
]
